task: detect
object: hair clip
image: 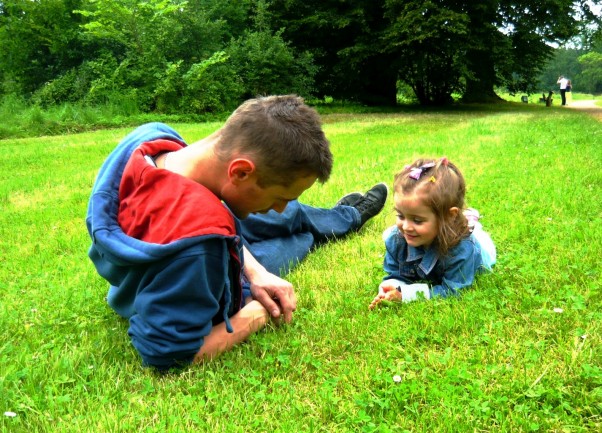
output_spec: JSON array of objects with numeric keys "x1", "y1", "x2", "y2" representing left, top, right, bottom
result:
[
  {"x1": 428, "y1": 176, "x2": 436, "y2": 183},
  {"x1": 408, "y1": 162, "x2": 436, "y2": 180},
  {"x1": 440, "y1": 157, "x2": 449, "y2": 166}
]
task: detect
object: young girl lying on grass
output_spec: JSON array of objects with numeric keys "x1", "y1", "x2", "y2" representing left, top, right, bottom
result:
[{"x1": 369, "y1": 157, "x2": 496, "y2": 309}]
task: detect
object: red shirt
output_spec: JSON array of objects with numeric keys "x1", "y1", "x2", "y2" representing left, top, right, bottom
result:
[{"x1": 118, "y1": 139, "x2": 236, "y2": 244}]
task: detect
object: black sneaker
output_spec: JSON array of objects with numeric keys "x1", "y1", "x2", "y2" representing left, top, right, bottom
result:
[
  {"x1": 353, "y1": 183, "x2": 388, "y2": 228},
  {"x1": 336, "y1": 192, "x2": 363, "y2": 207}
]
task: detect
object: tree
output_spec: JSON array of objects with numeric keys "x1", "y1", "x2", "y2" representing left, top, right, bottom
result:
[
  {"x1": 2, "y1": 0, "x2": 600, "y2": 108},
  {"x1": 73, "y1": 0, "x2": 237, "y2": 109},
  {"x1": 383, "y1": 0, "x2": 601, "y2": 103},
  {"x1": 0, "y1": 0, "x2": 87, "y2": 96},
  {"x1": 537, "y1": 47, "x2": 585, "y2": 93},
  {"x1": 382, "y1": 1, "x2": 470, "y2": 105},
  {"x1": 74, "y1": 0, "x2": 185, "y2": 103},
  {"x1": 266, "y1": 0, "x2": 601, "y2": 105},
  {"x1": 266, "y1": 0, "x2": 399, "y2": 105},
  {"x1": 226, "y1": 30, "x2": 318, "y2": 99},
  {"x1": 578, "y1": 51, "x2": 602, "y2": 93},
  {"x1": 469, "y1": 0, "x2": 599, "y2": 101}
]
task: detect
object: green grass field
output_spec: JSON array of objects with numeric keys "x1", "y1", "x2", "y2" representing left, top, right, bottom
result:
[{"x1": 1, "y1": 102, "x2": 600, "y2": 432}]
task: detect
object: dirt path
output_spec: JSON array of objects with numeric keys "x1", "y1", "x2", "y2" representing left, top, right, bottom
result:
[{"x1": 565, "y1": 99, "x2": 602, "y2": 121}]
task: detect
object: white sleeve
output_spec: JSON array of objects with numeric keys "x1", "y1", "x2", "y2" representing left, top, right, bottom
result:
[{"x1": 380, "y1": 279, "x2": 431, "y2": 302}]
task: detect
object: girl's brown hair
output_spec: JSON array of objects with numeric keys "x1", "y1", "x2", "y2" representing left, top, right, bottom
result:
[{"x1": 394, "y1": 157, "x2": 469, "y2": 256}]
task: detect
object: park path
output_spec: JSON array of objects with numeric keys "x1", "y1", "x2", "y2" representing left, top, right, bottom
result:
[{"x1": 565, "y1": 99, "x2": 602, "y2": 121}]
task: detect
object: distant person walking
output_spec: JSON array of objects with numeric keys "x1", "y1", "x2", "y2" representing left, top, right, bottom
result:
[
  {"x1": 557, "y1": 76, "x2": 569, "y2": 106},
  {"x1": 566, "y1": 79, "x2": 573, "y2": 104}
]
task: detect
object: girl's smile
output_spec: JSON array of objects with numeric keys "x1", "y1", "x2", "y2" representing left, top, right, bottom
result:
[{"x1": 394, "y1": 192, "x2": 439, "y2": 249}]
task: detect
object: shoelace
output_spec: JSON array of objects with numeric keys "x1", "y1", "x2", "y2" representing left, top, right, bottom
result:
[{"x1": 355, "y1": 194, "x2": 380, "y2": 213}]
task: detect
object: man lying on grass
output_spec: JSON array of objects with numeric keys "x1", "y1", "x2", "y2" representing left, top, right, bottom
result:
[{"x1": 86, "y1": 95, "x2": 387, "y2": 370}]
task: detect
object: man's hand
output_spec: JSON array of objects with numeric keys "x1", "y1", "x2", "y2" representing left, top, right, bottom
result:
[
  {"x1": 368, "y1": 283, "x2": 402, "y2": 310},
  {"x1": 248, "y1": 270, "x2": 296, "y2": 323},
  {"x1": 243, "y1": 247, "x2": 297, "y2": 323}
]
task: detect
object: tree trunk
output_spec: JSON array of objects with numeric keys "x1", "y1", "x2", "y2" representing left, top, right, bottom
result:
[
  {"x1": 356, "y1": 57, "x2": 399, "y2": 106},
  {"x1": 463, "y1": 78, "x2": 504, "y2": 103},
  {"x1": 462, "y1": 47, "x2": 505, "y2": 103}
]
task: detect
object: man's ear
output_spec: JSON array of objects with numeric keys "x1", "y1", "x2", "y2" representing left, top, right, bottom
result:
[
  {"x1": 449, "y1": 207, "x2": 460, "y2": 218},
  {"x1": 228, "y1": 158, "x2": 256, "y2": 184}
]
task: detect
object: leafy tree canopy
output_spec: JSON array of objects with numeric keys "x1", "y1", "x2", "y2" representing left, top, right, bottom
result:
[
  {"x1": 0, "y1": 0, "x2": 600, "y2": 108},
  {"x1": 266, "y1": 0, "x2": 601, "y2": 104}
]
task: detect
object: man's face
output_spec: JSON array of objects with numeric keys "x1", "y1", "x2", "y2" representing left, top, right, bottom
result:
[{"x1": 227, "y1": 174, "x2": 317, "y2": 219}]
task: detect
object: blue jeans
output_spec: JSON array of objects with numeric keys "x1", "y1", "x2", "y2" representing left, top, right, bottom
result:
[{"x1": 240, "y1": 201, "x2": 361, "y2": 276}]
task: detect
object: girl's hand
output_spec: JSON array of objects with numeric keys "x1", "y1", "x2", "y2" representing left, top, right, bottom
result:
[
  {"x1": 368, "y1": 284, "x2": 402, "y2": 309},
  {"x1": 377, "y1": 281, "x2": 399, "y2": 297}
]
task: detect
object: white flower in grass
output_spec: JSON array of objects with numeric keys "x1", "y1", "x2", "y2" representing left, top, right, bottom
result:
[
  {"x1": 393, "y1": 375, "x2": 402, "y2": 383},
  {"x1": 4, "y1": 411, "x2": 17, "y2": 418},
  {"x1": 553, "y1": 307, "x2": 563, "y2": 313}
]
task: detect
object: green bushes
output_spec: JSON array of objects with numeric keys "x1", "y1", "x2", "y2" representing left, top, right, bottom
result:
[
  {"x1": 21, "y1": 31, "x2": 317, "y2": 117},
  {"x1": 154, "y1": 52, "x2": 244, "y2": 114}
]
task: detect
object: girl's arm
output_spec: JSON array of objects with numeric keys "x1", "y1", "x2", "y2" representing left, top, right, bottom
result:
[
  {"x1": 369, "y1": 279, "x2": 431, "y2": 309},
  {"x1": 430, "y1": 241, "x2": 481, "y2": 298},
  {"x1": 371, "y1": 228, "x2": 430, "y2": 308}
]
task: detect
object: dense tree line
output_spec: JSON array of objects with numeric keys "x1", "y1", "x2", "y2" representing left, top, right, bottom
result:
[{"x1": 0, "y1": 0, "x2": 600, "y2": 112}]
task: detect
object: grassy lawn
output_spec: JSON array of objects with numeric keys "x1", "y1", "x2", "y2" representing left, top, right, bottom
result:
[{"x1": 1, "y1": 102, "x2": 600, "y2": 432}]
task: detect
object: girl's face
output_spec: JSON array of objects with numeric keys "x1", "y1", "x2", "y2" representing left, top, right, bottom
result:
[{"x1": 394, "y1": 191, "x2": 439, "y2": 249}]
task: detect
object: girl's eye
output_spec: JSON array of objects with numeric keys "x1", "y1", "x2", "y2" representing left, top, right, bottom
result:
[
  {"x1": 413, "y1": 219, "x2": 424, "y2": 224},
  {"x1": 396, "y1": 214, "x2": 405, "y2": 220}
]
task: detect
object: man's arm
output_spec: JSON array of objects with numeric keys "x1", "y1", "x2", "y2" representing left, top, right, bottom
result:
[
  {"x1": 242, "y1": 246, "x2": 297, "y2": 323},
  {"x1": 196, "y1": 245, "x2": 298, "y2": 362},
  {"x1": 128, "y1": 238, "x2": 282, "y2": 368},
  {"x1": 194, "y1": 300, "x2": 269, "y2": 362}
]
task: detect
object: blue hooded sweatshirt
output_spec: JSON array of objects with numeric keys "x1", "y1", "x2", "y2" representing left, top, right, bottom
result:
[{"x1": 86, "y1": 123, "x2": 243, "y2": 369}]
